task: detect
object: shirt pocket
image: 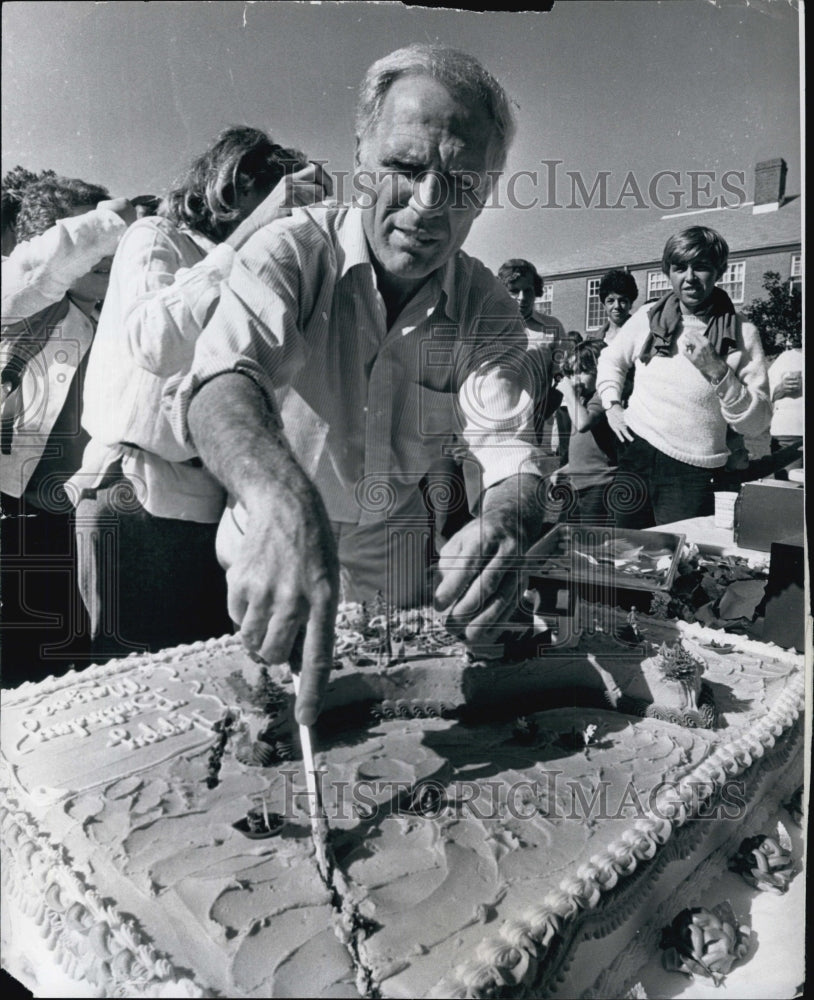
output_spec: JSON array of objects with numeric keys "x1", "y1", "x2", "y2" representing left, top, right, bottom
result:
[{"x1": 393, "y1": 383, "x2": 457, "y2": 475}]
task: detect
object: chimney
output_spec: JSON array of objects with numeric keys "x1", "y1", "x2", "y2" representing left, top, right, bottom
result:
[{"x1": 752, "y1": 158, "x2": 787, "y2": 214}]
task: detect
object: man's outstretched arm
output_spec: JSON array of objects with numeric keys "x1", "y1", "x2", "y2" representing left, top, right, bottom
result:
[{"x1": 187, "y1": 372, "x2": 339, "y2": 725}]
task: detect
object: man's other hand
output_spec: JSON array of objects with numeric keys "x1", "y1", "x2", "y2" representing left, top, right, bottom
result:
[{"x1": 434, "y1": 474, "x2": 543, "y2": 645}]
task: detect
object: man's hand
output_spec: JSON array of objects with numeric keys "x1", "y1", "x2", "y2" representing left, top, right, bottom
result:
[
  {"x1": 434, "y1": 474, "x2": 543, "y2": 644},
  {"x1": 188, "y1": 373, "x2": 339, "y2": 725},
  {"x1": 606, "y1": 401, "x2": 634, "y2": 442},
  {"x1": 227, "y1": 162, "x2": 333, "y2": 250},
  {"x1": 96, "y1": 197, "x2": 137, "y2": 227},
  {"x1": 226, "y1": 477, "x2": 339, "y2": 725}
]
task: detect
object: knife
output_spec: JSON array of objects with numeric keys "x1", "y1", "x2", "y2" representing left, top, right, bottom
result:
[{"x1": 291, "y1": 669, "x2": 331, "y2": 884}]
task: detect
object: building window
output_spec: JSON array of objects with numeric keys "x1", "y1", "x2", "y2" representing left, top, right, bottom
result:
[
  {"x1": 717, "y1": 261, "x2": 745, "y2": 303},
  {"x1": 586, "y1": 278, "x2": 603, "y2": 329},
  {"x1": 790, "y1": 252, "x2": 802, "y2": 292},
  {"x1": 646, "y1": 270, "x2": 671, "y2": 300},
  {"x1": 536, "y1": 283, "x2": 554, "y2": 316}
]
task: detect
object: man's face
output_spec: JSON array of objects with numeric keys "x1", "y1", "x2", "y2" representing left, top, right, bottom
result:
[
  {"x1": 603, "y1": 292, "x2": 632, "y2": 327},
  {"x1": 357, "y1": 74, "x2": 494, "y2": 299},
  {"x1": 667, "y1": 256, "x2": 719, "y2": 313},
  {"x1": 505, "y1": 275, "x2": 536, "y2": 322}
]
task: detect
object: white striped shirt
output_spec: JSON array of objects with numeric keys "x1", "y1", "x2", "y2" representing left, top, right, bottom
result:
[{"x1": 170, "y1": 203, "x2": 543, "y2": 524}]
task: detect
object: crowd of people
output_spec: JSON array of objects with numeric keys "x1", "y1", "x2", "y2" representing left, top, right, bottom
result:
[{"x1": 1, "y1": 44, "x2": 802, "y2": 720}]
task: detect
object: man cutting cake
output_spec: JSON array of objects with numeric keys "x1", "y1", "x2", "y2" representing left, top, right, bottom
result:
[{"x1": 171, "y1": 45, "x2": 548, "y2": 725}]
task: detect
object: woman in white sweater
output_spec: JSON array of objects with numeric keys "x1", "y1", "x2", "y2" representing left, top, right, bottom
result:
[{"x1": 596, "y1": 226, "x2": 771, "y2": 528}]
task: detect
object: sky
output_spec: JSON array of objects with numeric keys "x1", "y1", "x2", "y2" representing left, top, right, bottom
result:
[{"x1": 1, "y1": 0, "x2": 803, "y2": 274}]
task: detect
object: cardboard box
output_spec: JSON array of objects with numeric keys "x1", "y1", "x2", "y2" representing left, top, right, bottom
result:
[
  {"x1": 734, "y1": 480, "x2": 805, "y2": 552},
  {"x1": 761, "y1": 543, "x2": 805, "y2": 652}
]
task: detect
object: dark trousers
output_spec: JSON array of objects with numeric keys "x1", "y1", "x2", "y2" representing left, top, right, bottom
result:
[
  {"x1": 613, "y1": 433, "x2": 716, "y2": 529},
  {"x1": 1, "y1": 493, "x2": 91, "y2": 686},
  {"x1": 569, "y1": 482, "x2": 616, "y2": 525},
  {"x1": 75, "y1": 481, "x2": 232, "y2": 660}
]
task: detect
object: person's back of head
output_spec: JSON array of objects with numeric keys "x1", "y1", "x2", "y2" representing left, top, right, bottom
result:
[
  {"x1": 15, "y1": 175, "x2": 110, "y2": 243},
  {"x1": 497, "y1": 258, "x2": 543, "y2": 297},
  {"x1": 162, "y1": 125, "x2": 307, "y2": 243},
  {"x1": 2, "y1": 165, "x2": 58, "y2": 253},
  {"x1": 563, "y1": 339, "x2": 604, "y2": 377},
  {"x1": 130, "y1": 194, "x2": 162, "y2": 218}
]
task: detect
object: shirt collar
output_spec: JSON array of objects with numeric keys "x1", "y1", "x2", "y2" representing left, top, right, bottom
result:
[{"x1": 337, "y1": 204, "x2": 458, "y2": 323}]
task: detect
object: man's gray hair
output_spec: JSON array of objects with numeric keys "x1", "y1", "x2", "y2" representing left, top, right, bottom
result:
[{"x1": 356, "y1": 44, "x2": 516, "y2": 173}]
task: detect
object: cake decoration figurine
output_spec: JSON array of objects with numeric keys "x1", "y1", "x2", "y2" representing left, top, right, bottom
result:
[
  {"x1": 234, "y1": 795, "x2": 284, "y2": 839},
  {"x1": 589, "y1": 639, "x2": 716, "y2": 729},
  {"x1": 617, "y1": 605, "x2": 644, "y2": 644},
  {"x1": 553, "y1": 722, "x2": 602, "y2": 755},
  {"x1": 630, "y1": 640, "x2": 716, "y2": 729},
  {"x1": 206, "y1": 711, "x2": 237, "y2": 789},
  {"x1": 729, "y1": 824, "x2": 795, "y2": 894},
  {"x1": 401, "y1": 781, "x2": 447, "y2": 817},
  {"x1": 659, "y1": 902, "x2": 750, "y2": 985},
  {"x1": 234, "y1": 667, "x2": 294, "y2": 768}
]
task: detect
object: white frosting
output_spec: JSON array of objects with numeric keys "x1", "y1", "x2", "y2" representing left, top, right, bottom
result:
[{"x1": 0, "y1": 610, "x2": 805, "y2": 999}]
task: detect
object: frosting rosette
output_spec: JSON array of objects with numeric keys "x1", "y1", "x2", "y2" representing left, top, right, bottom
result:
[
  {"x1": 659, "y1": 903, "x2": 750, "y2": 985},
  {"x1": 729, "y1": 828, "x2": 795, "y2": 894}
]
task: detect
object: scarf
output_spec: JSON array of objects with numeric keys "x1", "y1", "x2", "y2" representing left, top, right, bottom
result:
[{"x1": 639, "y1": 286, "x2": 739, "y2": 364}]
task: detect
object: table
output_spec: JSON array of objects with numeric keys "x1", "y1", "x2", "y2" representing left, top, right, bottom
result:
[{"x1": 649, "y1": 515, "x2": 770, "y2": 569}]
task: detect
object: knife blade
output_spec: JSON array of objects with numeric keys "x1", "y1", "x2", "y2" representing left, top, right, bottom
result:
[{"x1": 291, "y1": 670, "x2": 331, "y2": 883}]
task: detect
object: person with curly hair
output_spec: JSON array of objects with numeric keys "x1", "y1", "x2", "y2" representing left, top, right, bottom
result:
[
  {"x1": 74, "y1": 126, "x2": 330, "y2": 658},
  {"x1": 594, "y1": 268, "x2": 639, "y2": 345},
  {"x1": 1, "y1": 165, "x2": 58, "y2": 255},
  {"x1": 1, "y1": 175, "x2": 135, "y2": 681}
]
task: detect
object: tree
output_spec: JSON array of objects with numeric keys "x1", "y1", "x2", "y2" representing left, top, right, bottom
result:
[{"x1": 742, "y1": 270, "x2": 802, "y2": 359}]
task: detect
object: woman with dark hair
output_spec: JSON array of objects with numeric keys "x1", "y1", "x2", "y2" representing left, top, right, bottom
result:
[
  {"x1": 596, "y1": 226, "x2": 771, "y2": 527},
  {"x1": 74, "y1": 126, "x2": 330, "y2": 657},
  {"x1": 596, "y1": 268, "x2": 638, "y2": 344}
]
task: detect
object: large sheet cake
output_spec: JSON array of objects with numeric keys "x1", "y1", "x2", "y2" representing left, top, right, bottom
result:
[{"x1": 0, "y1": 609, "x2": 805, "y2": 998}]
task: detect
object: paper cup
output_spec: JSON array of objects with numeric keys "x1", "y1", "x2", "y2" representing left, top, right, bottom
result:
[{"x1": 714, "y1": 491, "x2": 739, "y2": 530}]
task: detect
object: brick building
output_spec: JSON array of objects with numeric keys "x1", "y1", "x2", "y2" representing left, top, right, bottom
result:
[{"x1": 532, "y1": 159, "x2": 801, "y2": 339}]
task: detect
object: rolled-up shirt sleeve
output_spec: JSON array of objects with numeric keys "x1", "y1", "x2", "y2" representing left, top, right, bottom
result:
[
  {"x1": 713, "y1": 319, "x2": 771, "y2": 436},
  {"x1": 456, "y1": 311, "x2": 544, "y2": 488},
  {"x1": 166, "y1": 218, "x2": 315, "y2": 447},
  {"x1": 1, "y1": 208, "x2": 126, "y2": 323},
  {"x1": 118, "y1": 219, "x2": 235, "y2": 377}
]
